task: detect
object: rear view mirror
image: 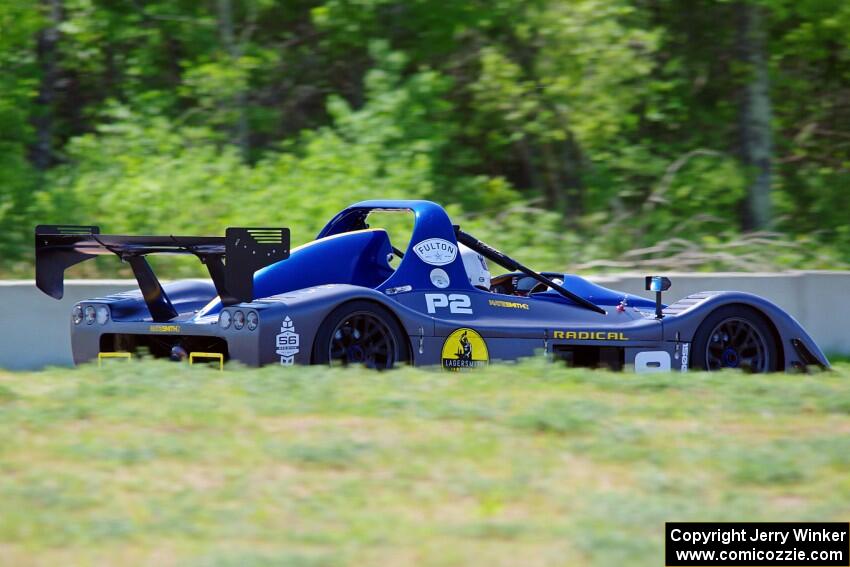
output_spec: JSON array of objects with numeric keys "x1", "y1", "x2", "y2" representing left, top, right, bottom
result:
[
  {"x1": 645, "y1": 276, "x2": 671, "y2": 292},
  {"x1": 645, "y1": 276, "x2": 672, "y2": 319}
]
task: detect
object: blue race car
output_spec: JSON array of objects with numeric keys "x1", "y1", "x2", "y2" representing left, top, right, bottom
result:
[{"x1": 36, "y1": 200, "x2": 829, "y2": 372}]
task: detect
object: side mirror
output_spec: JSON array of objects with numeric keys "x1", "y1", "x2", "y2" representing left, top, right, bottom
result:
[
  {"x1": 645, "y1": 276, "x2": 671, "y2": 319},
  {"x1": 645, "y1": 276, "x2": 671, "y2": 292}
]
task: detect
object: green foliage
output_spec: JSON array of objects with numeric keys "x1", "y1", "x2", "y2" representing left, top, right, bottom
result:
[
  {"x1": 35, "y1": 46, "x2": 454, "y2": 275},
  {"x1": 769, "y1": 0, "x2": 850, "y2": 255},
  {"x1": 0, "y1": 0, "x2": 41, "y2": 272},
  {"x1": 0, "y1": 0, "x2": 848, "y2": 277}
]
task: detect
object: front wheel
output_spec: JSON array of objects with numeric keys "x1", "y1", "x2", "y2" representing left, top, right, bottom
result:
[
  {"x1": 691, "y1": 305, "x2": 779, "y2": 372},
  {"x1": 312, "y1": 300, "x2": 409, "y2": 369}
]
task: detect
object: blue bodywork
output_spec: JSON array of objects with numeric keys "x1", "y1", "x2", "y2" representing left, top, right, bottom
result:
[
  {"x1": 195, "y1": 200, "x2": 654, "y2": 319},
  {"x1": 64, "y1": 199, "x2": 829, "y2": 371},
  {"x1": 319, "y1": 200, "x2": 475, "y2": 296},
  {"x1": 197, "y1": 227, "x2": 395, "y2": 318}
]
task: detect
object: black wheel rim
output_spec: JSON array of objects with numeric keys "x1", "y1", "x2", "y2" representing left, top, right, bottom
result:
[
  {"x1": 704, "y1": 317, "x2": 769, "y2": 372},
  {"x1": 327, "y1": 311, "x2": 396, "y2": 369}
]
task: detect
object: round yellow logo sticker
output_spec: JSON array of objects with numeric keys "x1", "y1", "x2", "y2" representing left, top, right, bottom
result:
[{"x1": 441, "y1": 328, "x2": 489, "y2": 370}]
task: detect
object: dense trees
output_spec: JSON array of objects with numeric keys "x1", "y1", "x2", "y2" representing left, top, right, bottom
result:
[{"x1": 0, "y1": 0, "x2": 847, "y2": 276}]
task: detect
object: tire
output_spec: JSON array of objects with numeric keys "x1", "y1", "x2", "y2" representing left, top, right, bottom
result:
[
  {"x1": 691, "y1": 305, "x2": 779, "y2": 372},
  {"x1": 312, "y1": 300, "x2": 409, "y2": 368}
]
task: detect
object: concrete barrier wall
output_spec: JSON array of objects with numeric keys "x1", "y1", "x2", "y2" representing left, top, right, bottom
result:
[
  {"x1": 2, "y1": 271, "x2": 848, "y2": 370},
  {"x1": 2, "y1": 280, "x2": 134, "y2": 370}
]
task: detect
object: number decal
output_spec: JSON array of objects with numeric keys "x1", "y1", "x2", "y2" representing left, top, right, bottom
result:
[
  {"x1": 634, "y1": 351, "x2": 671, "y2": 373},
  {"x1": 680, "y1": 343, "x2": 690, "y2": 371},
  {"x1": 448, "y1": 294, "x2": 472, "y2": 314},
  {"x1": 425, "y1": 293, "x2": 473, "y2": 315}
]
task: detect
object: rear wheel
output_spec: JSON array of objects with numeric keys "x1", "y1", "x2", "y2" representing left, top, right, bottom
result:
[
  {"x1": 312, "y1": 301, "x2": 409, "y2": 369},
  {"x1": 691, "y1": 305, "x2": 779, "y2": 372}
]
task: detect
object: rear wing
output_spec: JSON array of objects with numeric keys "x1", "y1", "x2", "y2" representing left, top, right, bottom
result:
[{"x1": 35, "y1": 225, "x2": 290, "y2": 321}]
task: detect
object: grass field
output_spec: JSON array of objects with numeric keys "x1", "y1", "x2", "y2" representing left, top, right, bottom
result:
[{"x1": 1, "y1": 360, "x2": 849, "y2": 566}]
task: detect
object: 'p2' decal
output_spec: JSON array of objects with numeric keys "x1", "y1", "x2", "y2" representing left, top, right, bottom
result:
[{"x1": 425, "y1": 293, "x2": 472, "y2": 315}]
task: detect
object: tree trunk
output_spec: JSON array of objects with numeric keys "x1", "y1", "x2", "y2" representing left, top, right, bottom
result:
[
  {"x1": 539, "y1": 141, "x2": 564, "y2": 214},
  {"x1": 560, "y1": 133, "x2": 584, "y2": 221},
  {"x1": 32, "y1": 0, "x2": 62, "y2": 170},
  {"x1": 515, "y1": 137, "x2": 543, "y2": 195},
  {"x1": 216, "y1": 0, "x2": 250, "y2": 159},
  {"x1": 737, "y1": 1, "x2": 773, "y2": 230}
]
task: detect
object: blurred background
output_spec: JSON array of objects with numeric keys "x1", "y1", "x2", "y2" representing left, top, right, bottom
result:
[
  {"x1": 1, "y1": 6, "x2": 849, "y2": 564},
  {"x1": 1, "y1": 0, "x2": 848, "y2": 277}
]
